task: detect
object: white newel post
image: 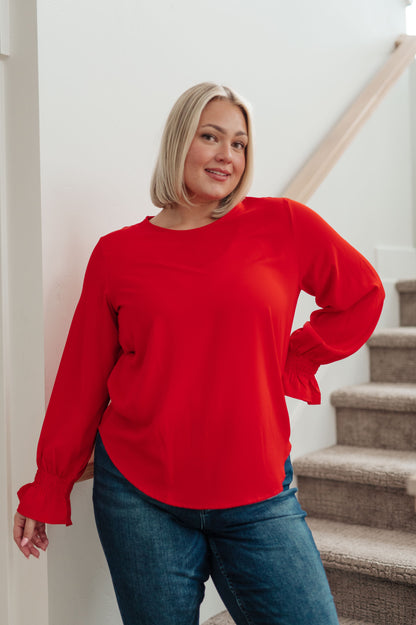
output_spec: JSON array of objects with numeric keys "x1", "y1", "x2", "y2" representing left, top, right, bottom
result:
[{"x1": 0, "y1": 1, "x2": 49, "y2": 624}]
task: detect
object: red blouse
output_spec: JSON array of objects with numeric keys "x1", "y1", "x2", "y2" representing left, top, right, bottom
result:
[{"x1": 17, "y1": 197, "x2": 384, "y2": 524}]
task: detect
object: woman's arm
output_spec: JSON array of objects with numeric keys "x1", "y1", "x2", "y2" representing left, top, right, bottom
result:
[
  {"x1": 16, "y1": 238, "x2": 121, "y2": 527},
  {"x1": 282, "y1": 198, "x2": 385, "y2": 404}
]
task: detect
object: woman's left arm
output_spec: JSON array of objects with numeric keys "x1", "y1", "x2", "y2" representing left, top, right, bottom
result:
[{"x1": 282, "y1": 198, "x2": 385, "y2": 405}]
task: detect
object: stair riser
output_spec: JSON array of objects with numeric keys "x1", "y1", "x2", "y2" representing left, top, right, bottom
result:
[
  {"x1": 399, "y1": 292, "x2": 416, "y2": 326},
  {"x1": 326, "y1": 568, "x2": 416, "y2": 625},
  {"x1": 336, "y1": 407, "x2": 416, "y2": 451},
  {"x1": 370, "y1": 347, "x2": 416, "y2": 383},
  {"x1": 297, "y1": 477, "x2": 416, "y2": 532}
]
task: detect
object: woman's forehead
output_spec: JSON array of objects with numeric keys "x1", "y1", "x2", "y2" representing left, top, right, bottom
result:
[{"x1": 198, "y1": 99, "x2": 247, "y2": 134}]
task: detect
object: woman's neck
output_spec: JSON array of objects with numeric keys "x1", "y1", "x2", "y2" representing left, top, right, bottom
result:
[{"x1": 150, "y1": 203, "x2": 220, "y2": 230}]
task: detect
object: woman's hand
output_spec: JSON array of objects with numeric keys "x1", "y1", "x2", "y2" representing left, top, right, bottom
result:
[{"x1": 13, "y1": 511, "x2": 49, "y2": 559}]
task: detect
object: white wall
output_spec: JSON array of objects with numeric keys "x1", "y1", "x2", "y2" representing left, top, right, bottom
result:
[
  {"x1": 408, "y1": 5, "x2": 416, "y2": 248},
  {"x1": 1, "y1": 2, "x2": 49, "y2": 625},
  {"x1": 32, "y1": 0, "x2": 413, "y2": 623}
]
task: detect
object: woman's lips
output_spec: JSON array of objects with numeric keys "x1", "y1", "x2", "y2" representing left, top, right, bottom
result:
[{"x1": 205, "y1": 168, "x2": 231, "y2": 181}]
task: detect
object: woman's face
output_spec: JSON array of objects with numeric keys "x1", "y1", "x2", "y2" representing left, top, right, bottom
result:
[{"x1": 183, "y1": 99, "x2": 248, "y2": 210}]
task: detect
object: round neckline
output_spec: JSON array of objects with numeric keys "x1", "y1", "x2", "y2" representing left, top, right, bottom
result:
[{"x1": 144, "y1": 201, "x2": 244, "y2": 233}]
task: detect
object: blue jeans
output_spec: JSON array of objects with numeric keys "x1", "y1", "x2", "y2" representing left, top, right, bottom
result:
[{"x1": 93, "y1": 433, "x2": 339, "y2": 625}]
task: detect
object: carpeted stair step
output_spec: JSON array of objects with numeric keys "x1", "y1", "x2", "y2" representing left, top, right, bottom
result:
[
  {"x1": 331, "y1": 382, "x2": 416, "y2": 450},
  {"x1": 202, "y1": 610, "x2": 372, "y2": 624},
  {"x1": 396, "y1": 280, "x2": 416, "y2": 326},
  {"x1": 367, "y1": 327, "x2": 416, "y2": 383},
  {"x1": 293, "y1": 445, "x2": 416, "y2": 532},
  {"x1": 202, "y1": 612, "x2": 234, "y2": 625},
  {"x1": 339, "y1": 616, "x2": 377, "y2": 625},
  {"x1": 308, "y1": 518, "x2": 416, "y2": 625}
]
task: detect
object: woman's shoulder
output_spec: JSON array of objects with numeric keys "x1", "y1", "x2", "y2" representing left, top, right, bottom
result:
[
  {"x1": 97, "y1": 221, "x2": 147, "y2": 249},
  {"x1": 85, "y1": 223, "x2": 148, "y2": 271},
  {"x1": 242, "y1": 196, "x2": 324, "y2": 225},
  {"x1": 242, "y1": 195, "x2": 302, "y2": 214},
  {"x1": 243, "y1": 196, "x2": 287, "y2": 209},
  {"x1": 240, "y1": 196, "x2": 301, "y2": 224}
]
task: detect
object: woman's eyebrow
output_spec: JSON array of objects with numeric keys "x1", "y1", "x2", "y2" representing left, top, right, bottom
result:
[{"x1": 200, "y1": 123, "x2": 248, "y2": 137}]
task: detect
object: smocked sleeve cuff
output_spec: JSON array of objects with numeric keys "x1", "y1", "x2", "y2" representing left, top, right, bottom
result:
[
  {"x1": 282, "y1": 349, "x2": 321, "y2": 405},
  {"x1": 17, "y1": 468, "x2": 73, "y2": 526}
]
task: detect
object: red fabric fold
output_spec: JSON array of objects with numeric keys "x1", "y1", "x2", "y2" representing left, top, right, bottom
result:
[
  {"x1": 282, "y1": 349, "x2": 321, "y2": 405},
  {"x1": 17, "y1": 468, "x2": 73, "y2": 525}
]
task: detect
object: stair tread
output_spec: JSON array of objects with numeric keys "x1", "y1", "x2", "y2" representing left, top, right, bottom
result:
[
  {"x1": 293, "y1": 445, "x2": 416, "y2": 488},
  {"x1": 308, "y1": 518, "x2": 416, "y2": 584},
  {"x1": 368, "y1": 327, "x2": 416, "y2": 347},
  {"x1": 202, "y1": 611, "x2": 373, "y2": 625},
  {"x1": 396, "y1": 279, "x2": 416, "y2": 293},
  {"x1": 202, "y1": 612, "x2": 234, "y2": 625},
  {"x1": 339, "y1": 616, "x2": 374, "y2": 625},
  {"x1": 331, "y1": 382, "x2": 416, "y2": 411},
  {"x1": 203, "y1": 611, "x2": 373, "y2": 625}
]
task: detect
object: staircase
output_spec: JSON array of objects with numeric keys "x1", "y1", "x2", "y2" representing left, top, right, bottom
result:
[
  {"x1": 203, "y1": 281, "x2": 416, "y2": 625},
  {"x1": 293, "y1": 279, "x2": 416, "y2": 625}
]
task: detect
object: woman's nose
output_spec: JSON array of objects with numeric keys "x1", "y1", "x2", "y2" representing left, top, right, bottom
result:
[{"x1": 215, "y1": 145, "x2": 232, "y2": 162}]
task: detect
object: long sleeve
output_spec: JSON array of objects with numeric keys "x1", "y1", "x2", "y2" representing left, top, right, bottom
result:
[
  {"x1": 17, "y1": 239, "x2": 121, "y2": 525},
  {"x1": 282, "y1": 199, "x2": 385, "y2": 405}
]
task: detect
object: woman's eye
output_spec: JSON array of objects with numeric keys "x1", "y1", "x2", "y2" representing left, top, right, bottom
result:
[
  {"x1": 233, "y1": 141, "x2": 246, "y2": 150},
  {"x1": 201, "y1": 133, "x2": 216, "y2": 142}
]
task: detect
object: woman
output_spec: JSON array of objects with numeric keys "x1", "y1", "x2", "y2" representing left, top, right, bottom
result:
[{"x1": 14, "y1": 82, "x2": 384, "y2": 624}]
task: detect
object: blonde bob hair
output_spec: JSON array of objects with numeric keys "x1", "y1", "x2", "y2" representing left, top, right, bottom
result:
[{"x1": 150, "y1": 82, "x2": 254, "y2": 217}]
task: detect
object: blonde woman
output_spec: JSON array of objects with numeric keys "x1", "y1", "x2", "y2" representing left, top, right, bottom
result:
[{"x1": 14, "y1": 83, "x2": 384, "y2": 624}]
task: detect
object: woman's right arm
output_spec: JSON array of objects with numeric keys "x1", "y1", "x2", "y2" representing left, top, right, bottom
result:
[{"x1": 16, "y1": 238, "x2": 121, "y2": 535}]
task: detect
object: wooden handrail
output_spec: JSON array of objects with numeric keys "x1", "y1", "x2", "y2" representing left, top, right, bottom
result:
[{"x1": 283, "y1": 34, "x2": 416, "y2": 204}]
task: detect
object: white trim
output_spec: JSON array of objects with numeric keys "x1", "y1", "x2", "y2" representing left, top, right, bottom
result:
[
  {"x1": 0, "y1": 0, "x2": 9, "y2": 56},
  {"x1": 1, "y1": 1, "x2": 49, "y2": 624},
  {"x1": 410, "y1": 63, "x2": 416, "y2": 247},
  {"x1": 0, "y1": 60, "x2": 11, "y2": 625}
]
